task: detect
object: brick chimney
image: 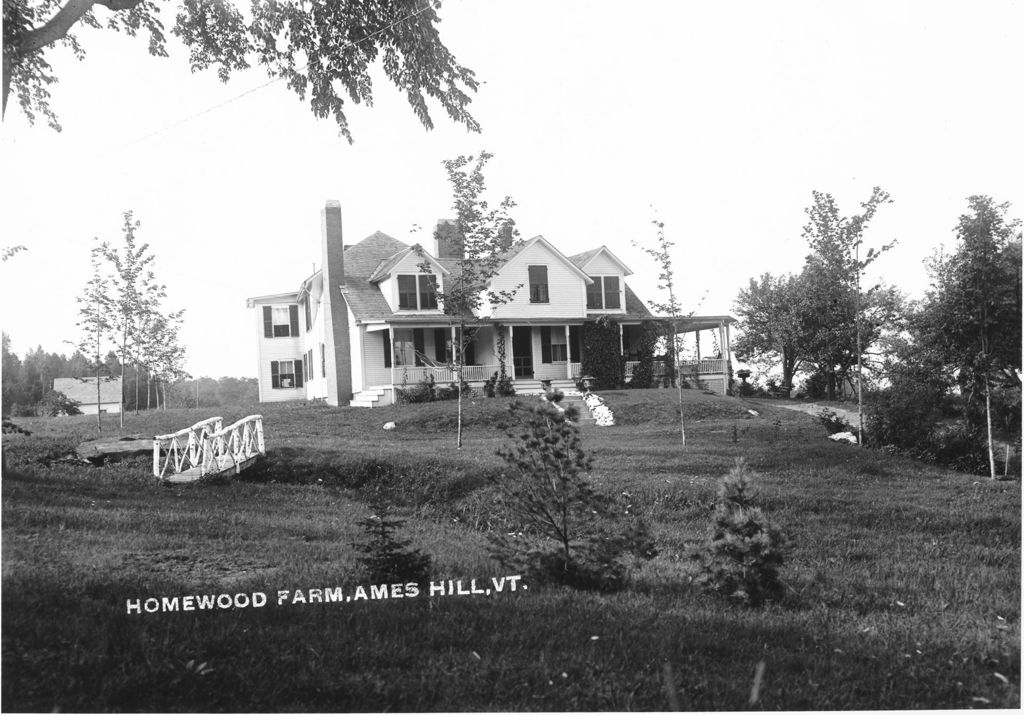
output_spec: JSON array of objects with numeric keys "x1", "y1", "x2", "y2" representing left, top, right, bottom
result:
[
  {"x1": 434, "y1": 219, "x2": 464, "y2": 259},
  {"x1": 320, "y1": 200, "x2": 352, "y2": 406}
]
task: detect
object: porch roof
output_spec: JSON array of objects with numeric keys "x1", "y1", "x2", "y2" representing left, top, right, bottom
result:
[{"x1": 650, "y1": 314, "x2": 738, "y2": 332}]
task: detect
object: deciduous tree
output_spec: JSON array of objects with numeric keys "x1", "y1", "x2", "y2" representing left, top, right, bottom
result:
[
  {"x1": 418, "y1": 151, "x2": 519, "y2": 449},
  {"x1": 3, "y1": 0, "x2": 479, "y2": 140}
]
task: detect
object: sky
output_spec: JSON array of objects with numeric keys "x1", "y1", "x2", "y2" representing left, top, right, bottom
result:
[{"x1": 2, "y1": 0, "x2": 1022, "y2": 378}]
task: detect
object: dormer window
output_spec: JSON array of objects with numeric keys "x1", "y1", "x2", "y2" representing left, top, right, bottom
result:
[
  {"x1": 397, "y1": 274, "x2": 439, "y2": 310},
  {"x1": 528, "y1": 265, "x2": 549, "y2": 303},
  {"x1": 586, "y1": 276, "x2": 621, "y2": 310}
]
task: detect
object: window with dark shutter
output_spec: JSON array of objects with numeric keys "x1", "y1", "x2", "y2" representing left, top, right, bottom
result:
[
  {"x1": 271, "y1": 360, "x2": 280, "y2": 388},
  {"x1": 529, "y1": 265, "x2": 549, "y2": 303},
  {"x1": 294, "y1": 359, "x2": 304, "y2": 388},
  {"x1": 398, "y1": 275, "x2": 417, "y2": 309},
  {"x1": 413, "y1": 329, "x2": 425, "y2": 367},
  {"x1": 321, "y1": 343, "x2": 326, "y2": 377},
  {"x1": 289, "y1": 305, "x2": 299, "y2": 335},
  {"x1": 434, "y1": 328, "x2": 447, "y2": 362},
  {"x1": 540, "y1": 326, "x2": 552, "y2": 363},
  {"x1": 383, "y1": 331, "x2": 392, "y2": 368},
  {"x1": 419, "y1": 275, "x2": 439, "y2": 309},
  {"x1": 604, "y1": 276, "x2": 621, "y2": 309},
  {"x1": 263, "y1": 306, "x2": 273, "y2": 337},
  {"x1": 586, "y1": 279, "x2": 603, "y2": 309},
  {"x1": 304, "y1": 299, "x2": 312, "y2": 331}
]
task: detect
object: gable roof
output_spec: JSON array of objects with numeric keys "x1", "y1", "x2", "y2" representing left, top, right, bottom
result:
[
  {"x1": 568, "y1": 246, "x2": 633, "y2": 276},
  {"x1": 494, "y1": 235, "x2": 593, "y2": 283},
  {"x1": 53, "y1": 377, "x2": 122, "y2": 405},
  {"x1": 368, "y1": 244, "x2": 451, "y2": 283}
]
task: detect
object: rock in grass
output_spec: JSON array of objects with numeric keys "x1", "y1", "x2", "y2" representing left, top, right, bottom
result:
[
  {"x1": 382, "y1": 422, "x2": 396, "y2": 431},
  {"x1": 829, "y1": 431, "x2": 858, "y2": 444}
]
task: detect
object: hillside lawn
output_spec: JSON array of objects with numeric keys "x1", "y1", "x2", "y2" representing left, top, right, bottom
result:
[{"x1": 2, "y1": 389, "x2": 1019, "y2": 711}]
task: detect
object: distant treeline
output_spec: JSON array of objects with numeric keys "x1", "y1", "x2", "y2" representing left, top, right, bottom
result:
[{"x1": 2, "y1": 334, "x2": 256, "y2": 416}]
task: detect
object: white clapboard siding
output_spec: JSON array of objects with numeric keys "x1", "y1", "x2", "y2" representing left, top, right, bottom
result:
[{"x1": 489, "y1": 242, "x2": 587, "y2": 320}]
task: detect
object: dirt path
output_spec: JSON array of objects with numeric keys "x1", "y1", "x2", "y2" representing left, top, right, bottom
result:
[{"x1": 774, "y1": 401, "x2": 859, "y2": 424}]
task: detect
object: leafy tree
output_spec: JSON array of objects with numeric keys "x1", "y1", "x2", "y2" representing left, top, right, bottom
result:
[
  {"x1": 799, "y1": 187, "x2": 895, "y2": 417},
  {"x1": 1, "y1": 333, "x2": 24, "y2": 415},
  {"x1": 733, "y1": 273, "x2": 807, "y2": 396},
  {"x1": 491, "y1": 396, "x2": 655, "y2": 591},
  {"x1": 38, "y1": 389, "x2": 81, "y2": 416},
  {"x1": 417, "y1": 151, "x2": 519, "y2": 449},
  {"x1": 3, "y1": 0, "x2": 479, "y2": 140},
  {"x1": 916, "y1": 196, "x2": 1022, "y2": 478}
]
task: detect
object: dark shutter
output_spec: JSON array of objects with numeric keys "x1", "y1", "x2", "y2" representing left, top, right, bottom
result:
[
  {"x1": 540, "y1": 326, "x2": 552, "y2": 363},
  {"x1": 321, "y1": 343, "x2": 326, "y2": 377},
  {"x1": 569, "y1": 326, "x2": 581, "y2": 362},
  {"x1": 383, "y1": 331, "x2": 392, "y2": 368},
  {"x1": 288, "y1": 305, "x2": 299, "y2": 336},
  {"x1": 271, "y1": 361, "x2": 280, "y2": 388},
  {"x1": 604, "y1": 276, "x2": 621, "y2": 309},
  {"x1": 263, "y1": 306, "x2": 273, "y2": 338},
  {"x1": 304, "y1": 299, "x2": 312, "y2": 331},
  {"x1": 295, "y1": 359, "x2": 304, "y2": 388},
  {"x1": 413, "y1": 329, "x2": 425, "y2": 367},
  {"x1": 434, "y1": 328, "x2": 447, "y2": 362}
]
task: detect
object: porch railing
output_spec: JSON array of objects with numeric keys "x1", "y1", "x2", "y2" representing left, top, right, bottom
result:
[
  {"x1": 393, "y1": 364, "x2": 501, "y2": 385},
  {"x1": 624, "y1": 358, "x2": 727, "y2": 380}
]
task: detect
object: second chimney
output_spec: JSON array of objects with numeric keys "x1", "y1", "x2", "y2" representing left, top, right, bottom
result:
[{"x1": 434, "y1": 219, "x2": 464, "y2": 259}]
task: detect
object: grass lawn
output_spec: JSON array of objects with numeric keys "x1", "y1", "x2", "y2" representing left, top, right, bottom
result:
[{"x1": 2, "y1": 389, "x2": 1019, "y2": 711}]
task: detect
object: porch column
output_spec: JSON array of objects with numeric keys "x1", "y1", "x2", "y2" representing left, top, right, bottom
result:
[
  {"x1": 390, "y1": 328, "x2": 397, "y2": 385},
  {"x1": 618, "y1": 323, "x2": 624, "y2": 356},
  {"x1": 564, "y1": 324, "x2": 572, "y2": 379},
  {"x1": 718, "y1": 321, "x2": 727, "y2": 395},
  {"x1": 507, "y1": 324, "x2": 514, "y2": 377}
]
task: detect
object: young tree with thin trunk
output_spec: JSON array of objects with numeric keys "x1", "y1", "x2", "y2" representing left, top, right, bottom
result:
[
  {"x1": 72, "y1": 239, "x2": 113, "y2": 432},
  {"x1": 918, "y1": 196, "x2": 1022, "y2": 479},
  {"x1": 634, "y1": 219, "x2": 689, "y2": 447},
  {"x1": 418, "y1": 151, "x2": 519, "y2": 450}
]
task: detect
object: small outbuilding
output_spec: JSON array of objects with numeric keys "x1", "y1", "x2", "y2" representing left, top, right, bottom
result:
[{"x1": 52, "y1": 377, "x2": 123, "y2": 415}]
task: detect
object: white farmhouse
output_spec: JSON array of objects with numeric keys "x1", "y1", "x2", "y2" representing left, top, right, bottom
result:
[{"x1": 246, "y1": 202, "x2": 735, "y2": 407}]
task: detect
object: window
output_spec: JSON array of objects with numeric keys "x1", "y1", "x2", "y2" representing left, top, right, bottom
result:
[
  {"x1": 321, "y1": 343, "x2": 326, "y2": 377},
  {"x1": 398, "y1": 276, "x2": 417, "y2": 309},
  {"x1": 271, "y1": 360, "x2": 304, "y2": 389},
  {"x1": 540, "y1": 327, "x2": 568, "y2": 363},
  {"x1": 306, "y1": 349, "x2": 313, "y2": 380},
  {"x1": 398, "y1": 274, "x2": 439, "y2": 310},
  {"x1": 586, "y1": 276, "x2": 621, "y2": 310},
  {"x1": 528, "y1": 265, "x2": 549, "y2": 303},
  {"x1": 419, "y1": 275, "x2": 438, "y2": 309},
  {"x1": 304, "y1": 299, "x2": 312, "y2": 332},
  {"x1": 392, "y1": 329, "x2": 426, "y2": 366},
  {"x1": 263, "y1": 305, "x2": 299, "y2": 337}
]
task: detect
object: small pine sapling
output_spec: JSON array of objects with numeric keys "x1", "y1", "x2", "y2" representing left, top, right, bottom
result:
[
  {"x1": 353, "y1": 501, "x2": 432, "y2": 585},
  {"x1": 491, "y1": 398, "x2": 655, "y2": 591},
  {"x1": 693, "y1": 458, "x2": 786, "y2": 606}
]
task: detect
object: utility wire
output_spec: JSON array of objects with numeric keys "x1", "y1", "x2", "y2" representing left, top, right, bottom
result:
[{"x1": 123, "y1": 1, "x2": 436, "y2": 147}]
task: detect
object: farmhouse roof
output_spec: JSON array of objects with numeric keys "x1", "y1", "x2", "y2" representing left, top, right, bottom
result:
[
  {"x1": 568, "y1": 246, "x2": 633, "y2": 276},
  {"x1": 52, "y1": 377, "x2": 122, "y2": 405}
]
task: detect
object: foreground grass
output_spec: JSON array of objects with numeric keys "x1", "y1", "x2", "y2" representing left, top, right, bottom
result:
[{"x1": 2, "y1": 390, "x2": 1020, "y2": 711}]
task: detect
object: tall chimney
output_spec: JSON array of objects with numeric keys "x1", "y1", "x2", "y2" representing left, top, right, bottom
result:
[
  {"x1": 320, "y1": 200, "x2": 352, "y2": 406},
  {"x1": 434, "y1": 218, "x2": 464, "y2": 259}
]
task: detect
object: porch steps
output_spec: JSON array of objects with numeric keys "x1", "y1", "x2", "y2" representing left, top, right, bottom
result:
[{"x1": 349, "y1": 388, "x2": 385, "y2": 408}]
